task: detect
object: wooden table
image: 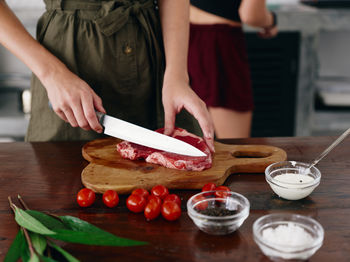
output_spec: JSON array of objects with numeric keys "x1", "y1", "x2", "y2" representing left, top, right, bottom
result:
[{"x1": 0, "y1": 137, "x2": 349, "y2": 261}]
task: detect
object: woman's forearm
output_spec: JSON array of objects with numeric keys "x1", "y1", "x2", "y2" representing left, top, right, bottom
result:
[
  {"x1": 158, "y1": 0, "x2": 190, "y2": 80},
  {"x1": 0, "y1": 0, "x2": 66, "y2": 81},
  {"x1": 0, "y1": 0, "x2": 105, "y2": 132},
  {"x1": 239, "y1": 0, "x2": 274, "y2": 28}
]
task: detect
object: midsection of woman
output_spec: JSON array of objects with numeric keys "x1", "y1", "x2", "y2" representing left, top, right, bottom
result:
[
  {"x1": 189, "y1": 5, "x2": 241, "y2": 27},
  {"x1": 188, "y1": 0, "x2": 254, "y2": 139}
]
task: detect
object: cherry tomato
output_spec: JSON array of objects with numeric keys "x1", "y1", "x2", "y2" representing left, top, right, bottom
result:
[
  {"x1": 147, "y1": 195, "x2": 162, "y2": 205},
  {"x1": 192, "y1": 195, "x2": 208, "y2": 211},
  {"x1": 201, "y1": 183, "x2": 216, "y2": 196},
  {"x1": 126, "y1": 194, "x2": 147, "y2": 213},
  {"x1": 144, "y1": 196, "x2": 162, "y2": 220},
  {"x1": 164, "y1": 194, "x2": 181, "y2": 206},
  {"x1": 131, "y1": 188, "x2": 149, "y2": 199},
  {"x1": 77, "y1": 188, "x2": 95, "y2": 207},
  {"x1": 151, "y1": 185, "x2": 169, "y2": 200},
  {"x1": 161, "y1": 201, "x2": 181, "y2": 221},
  {"x1": 102, "y1": 190, "x2": 119, "y2": 208},
  {"x1": 215, "y1": 186, "x2": 231, "y2": 200}
]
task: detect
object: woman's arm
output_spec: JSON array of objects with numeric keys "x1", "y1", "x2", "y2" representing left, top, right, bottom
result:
[
  {"x1": 0, "y1": 0, "x2": 104, "y2": 132},
  {"x1": 158, "y1": 0, "x2": 215, "y2": 151},
  {"x1": 239, "y1": 0, "x2": 278, "y2": 38},
  {"x1": 239, "y1": 0, "x2": 273, "y2": 28}
]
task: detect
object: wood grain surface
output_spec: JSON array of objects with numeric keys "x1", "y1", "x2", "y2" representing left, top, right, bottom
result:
[
  {"x1": 1, "y1": 137, "x2": 350, "y2": 261},
  {"x1": 81, "y1": 138, "x2": 287, "y2": 193}
]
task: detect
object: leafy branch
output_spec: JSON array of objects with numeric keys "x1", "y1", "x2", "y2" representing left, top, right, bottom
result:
[{"x1": 5, "y1": 195, "x2": 147, "y2": 262}]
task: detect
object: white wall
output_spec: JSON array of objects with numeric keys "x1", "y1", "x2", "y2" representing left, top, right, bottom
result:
[{"x1": 6, "y1": 0, "x2": 45, "y2": 9}]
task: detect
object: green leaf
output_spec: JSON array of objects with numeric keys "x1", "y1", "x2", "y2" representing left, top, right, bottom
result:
[
  {"x1": 57, "y1": 216, "x2": 147, "y2": 246},
  {"x1": 4, "y1": 230, "x2": 25, "y2": 262},
  {"x1": 38, "y1": 255, "x2": 58, "y2": 262},
  {"x1": 50, "y1": 229, "x2": 147, "y2": 246},
  {"x1": 60, "y1": 216, "x2": 107, "y2": 233},
  {"x1": 14, "y1": 207, "x2": 56, "y2": 235},
  {"x1": 28, "y1": 253, "x2": 40, "y2": 262},
  {"x1": 17, "y1": 230, "x2": 39, "y2": 262},
  {"x1": 19, "y1": 233, "x2": 30, "y2": 262},
  {"x1": 49, "y1": 242, "x2": 80, "y2": 262},
  {"x1": 29, "y1": 232, "x2": 47, "y2": 255},
  {"x1": 25, "y1": 210, "x2": 67, "y2": 230}
]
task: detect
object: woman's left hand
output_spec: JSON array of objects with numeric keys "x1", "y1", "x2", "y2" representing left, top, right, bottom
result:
[
  {"x1": 162, "y1": 73, "x2": 215, "y2": 152},
  {"x1": 258, "y1": 25, "x2": 278, "y2": 39}
]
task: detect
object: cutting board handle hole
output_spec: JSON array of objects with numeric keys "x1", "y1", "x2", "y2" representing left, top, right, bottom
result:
[{"x1": 232, "y1": 151, "x2": 272, "y2": 158}]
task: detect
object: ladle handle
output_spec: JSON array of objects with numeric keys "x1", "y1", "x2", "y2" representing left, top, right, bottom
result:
[{"x1": 309, "y1": 127, "x2": 350, "y2": 169}]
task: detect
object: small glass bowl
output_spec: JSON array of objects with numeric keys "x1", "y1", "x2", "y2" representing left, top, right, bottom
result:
[
  {"x1": 187, "y1": 190, "x2": 250, "y2": 235},
  {"x1": 253, "y1": 213, "x2": 324, "y2": 261},
  {"x1": 265, "y1": 161, "x2": 321, "y2": 200}
]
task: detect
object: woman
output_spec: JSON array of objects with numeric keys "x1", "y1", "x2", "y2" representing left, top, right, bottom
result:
[
  {"x1": 0, "y1": 0, "x2": 214, "y2": 151},
  {"x1": 189, "y1": 0, "x2": 278, "y2": 138}
]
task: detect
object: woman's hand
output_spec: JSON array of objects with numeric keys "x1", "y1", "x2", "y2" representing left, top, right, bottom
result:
[
  {"x1": 162, "y1": 73, "x2": 215, "y2": 152},
  {"x1": 258, "y1": 25, "x2": 278, "y2": 39},
  {"x1": 41, "y1": 66, "x2": 106, "y2": 133}
]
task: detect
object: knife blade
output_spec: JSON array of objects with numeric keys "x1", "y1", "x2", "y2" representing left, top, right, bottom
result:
[{"x1": 96, "y1": 112, "x2": 207, "y2": 157}]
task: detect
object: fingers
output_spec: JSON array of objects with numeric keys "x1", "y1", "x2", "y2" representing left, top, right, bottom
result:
[
  {"x1": 163, "y1": 104, "x2": 176, "y2": 136},
  {"x1": 60, "y1": 107, "x2": 79, "y2": 128},
  {"x1": 55, "y1": 109, "x2": 69, "y2": 123},
  {"x1": 50, "y1": 88, "x2": 104, "y2": 133},
  {"x1": 81, "y1": 93, "x2": 103, "y2": 133},
  {"x1": 92, "y1": 92, "x2": 106, "y2": 114},
  {"x1": 185, "y1": 99, "x2": 215, "y2": 153},
  {"x1": 71, "y1": 101, "x2": 91, "y2": 131},
  {"x1": 258, "y1": 30, "x2": 270, "y2": 39},
  {"x1": 258, "y1": 27, "x2": 278, "y2": 39}
]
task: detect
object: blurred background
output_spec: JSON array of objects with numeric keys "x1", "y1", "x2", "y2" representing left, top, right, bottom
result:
[{"x1": 1, "y1": 0, "x2": 350, "y2": 141}]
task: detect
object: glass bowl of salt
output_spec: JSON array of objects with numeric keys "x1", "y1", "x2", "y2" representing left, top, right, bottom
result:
[
  {"x1": 253, "y1": 213, "x2": 324, "y2": 261},
  {"x1": 265, "y1": 161, "x2": 321, "y2": 200}
]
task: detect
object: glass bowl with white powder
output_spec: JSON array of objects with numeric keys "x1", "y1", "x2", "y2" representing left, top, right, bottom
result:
[
  {"x1": 253, "y1": 213, "x2": 324, "y2": 261},
  {"x1": 265, "y1": 161, "x2": 321, "y2": 200}
]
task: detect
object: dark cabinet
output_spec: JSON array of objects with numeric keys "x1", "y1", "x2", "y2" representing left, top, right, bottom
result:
[{"x1": 245, "y1": 32, "x2": 300, "y2": 137}]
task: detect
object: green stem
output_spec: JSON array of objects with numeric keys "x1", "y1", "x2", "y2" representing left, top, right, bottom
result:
[
  {"x1": 8, "y1": 196, "x2": 36, "y2": 259},
  {"x1": 22, "y1": 228, "x2": 36, "y2": 259},
  {"x1": 18, "y1": 194, "x2": 61, "y2": 220},
  {"x1": 18, "y1": 194, "x2": 30, "y2": 210},
  {"x1": 17, "y1": 195, "x2": 55, "y2": 259},
  {"x1": 8, "y1": 196, "x2": 16, "y2": 213}
]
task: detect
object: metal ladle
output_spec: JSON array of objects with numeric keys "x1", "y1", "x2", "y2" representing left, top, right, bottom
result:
[{"x1": 304, "y1": 127, "x2": 350, "y2": 174}]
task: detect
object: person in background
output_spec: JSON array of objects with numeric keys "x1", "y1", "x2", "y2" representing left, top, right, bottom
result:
[
  {"x1": 0, "y1": 0, "x2": 215, "y2": 152},
  {"x1": 189, "y1": 0, "x2": 278, "y2": 138}
]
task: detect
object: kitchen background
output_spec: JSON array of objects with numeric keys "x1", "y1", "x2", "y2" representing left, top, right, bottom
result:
[{"x1": 1, "y1": 0, "x2": 350, "y2": 141}]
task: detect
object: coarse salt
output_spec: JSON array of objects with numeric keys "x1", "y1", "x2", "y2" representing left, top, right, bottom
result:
[{"x1": 262, "y1": 222, "x2": 314, "y2": 248}]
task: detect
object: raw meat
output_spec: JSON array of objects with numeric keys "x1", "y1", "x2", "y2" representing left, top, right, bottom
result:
[{"x1": 116, "y1": 127, "x2": 212, "y2": 171}]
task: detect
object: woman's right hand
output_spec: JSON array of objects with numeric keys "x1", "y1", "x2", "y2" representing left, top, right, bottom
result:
[
  {"x1": 41, "y1": 66, "x2": 106, "y2": 133},
  {"x1": 0, "y1": 1, "x2": 105, "y2": 133}
]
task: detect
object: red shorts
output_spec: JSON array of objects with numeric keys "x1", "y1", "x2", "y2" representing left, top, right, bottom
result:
[{"x1": 188, "y1": 23, "x2": 254, "y2": 112}]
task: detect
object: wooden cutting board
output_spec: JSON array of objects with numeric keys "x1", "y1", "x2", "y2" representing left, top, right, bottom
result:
[{"x1": 81, "y1": 138, "x2": 287, "y2": 194}]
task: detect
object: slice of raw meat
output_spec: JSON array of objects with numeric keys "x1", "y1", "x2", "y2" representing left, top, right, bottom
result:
[{"x1": 116, "y1": 127, "x2": 212, "y2": 171}]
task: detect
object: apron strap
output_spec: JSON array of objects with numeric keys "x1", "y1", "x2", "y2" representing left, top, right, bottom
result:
[
  {"x1": 96, "y1": 0, "x2": 154, "y2": 37},
  {"x1": 44, "y1": 0, "x2": 62, "y2": 10}
]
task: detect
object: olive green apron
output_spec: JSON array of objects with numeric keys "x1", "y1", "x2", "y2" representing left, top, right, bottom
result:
[{"x1": 26, "y1": 0, "x2": 201, "y2": 141}]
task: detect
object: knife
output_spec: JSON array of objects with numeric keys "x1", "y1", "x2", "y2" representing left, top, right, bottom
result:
[
  {"x1": 96, "y1": 112, "x2": 207, "y2": 157},
  {"x1": 48, "y1": 102, "x2": 206, "y2": 156}
]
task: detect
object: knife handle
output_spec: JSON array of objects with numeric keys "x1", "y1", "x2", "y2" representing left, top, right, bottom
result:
[
  {"x1": 96, "y1": 111, "x2": 105, "y2": 125},
  {"x1": 49, "y1": 101, "x2": 105, "y2": 126}
]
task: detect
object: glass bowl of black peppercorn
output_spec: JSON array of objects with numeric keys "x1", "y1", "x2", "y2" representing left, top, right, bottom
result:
[{"x1": 187, "y1": 190, "x2": 250, "y2": 235}]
